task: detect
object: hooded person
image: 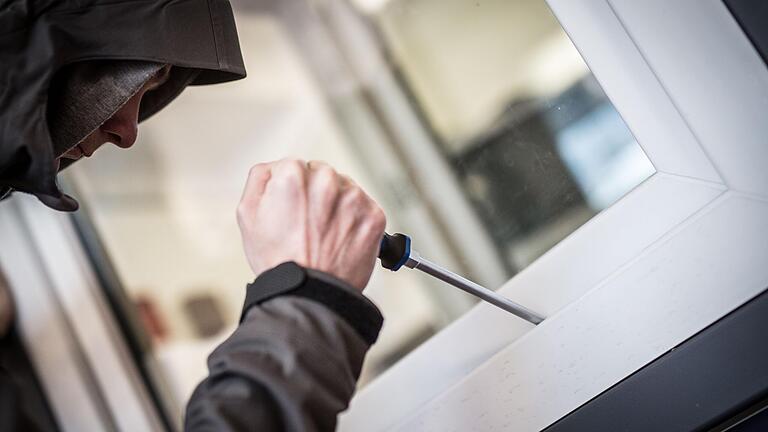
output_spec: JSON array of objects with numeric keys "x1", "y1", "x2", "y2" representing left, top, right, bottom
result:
[
  {"x1": 0, "y1": 0, "x2": 245, "y2": 210},
  {"x1": 0, "y1": 1, "x2": 386, "y2": 431}
]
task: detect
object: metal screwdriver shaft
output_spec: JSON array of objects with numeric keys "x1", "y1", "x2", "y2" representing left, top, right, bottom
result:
[
  {"x1": 406, "y1": 251, "x2": 544, "y2": 324},
  {"x1": 378, "y1": 233, "x2": 545, "y2": 325}
]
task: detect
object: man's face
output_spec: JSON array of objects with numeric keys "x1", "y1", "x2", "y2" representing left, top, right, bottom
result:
[{"x1": 59, "y1": 65, "x2": 172, "y2": 161}]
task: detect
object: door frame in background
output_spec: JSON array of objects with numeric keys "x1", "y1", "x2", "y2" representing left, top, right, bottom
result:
[{"x1": 0, "y1": 197, "x2": 167, "y2": 432}]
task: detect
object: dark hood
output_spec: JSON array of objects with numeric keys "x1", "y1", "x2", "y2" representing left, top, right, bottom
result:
[{"x1": 0, "y1": 0, "x2": 246, "y2": 211}]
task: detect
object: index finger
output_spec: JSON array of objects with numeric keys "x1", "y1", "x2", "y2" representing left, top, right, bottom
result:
[{"x1": 240, "y1": 162, "x2": 273, "y2": 208}]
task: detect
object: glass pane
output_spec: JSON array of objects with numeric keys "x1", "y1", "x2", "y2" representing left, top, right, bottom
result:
[
  {"x1": 64, "y1": 0, "x2": 654, "y2": 417},
  {"x1": 362, "y1": 0, "x2": 655, "y2": 271}
]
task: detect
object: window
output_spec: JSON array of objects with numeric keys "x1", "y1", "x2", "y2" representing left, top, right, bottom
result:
[{"x1": 64, "y1": 0, "x2": 653, "y2": 418}]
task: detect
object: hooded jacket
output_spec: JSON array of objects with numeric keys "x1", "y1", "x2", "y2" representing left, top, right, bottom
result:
[
  {"x1": 0, "y1": 2, "x2": 384, "y2": 431},
  {"x1": 0, "y1": 0, "x2": 245, "y2": 210}
]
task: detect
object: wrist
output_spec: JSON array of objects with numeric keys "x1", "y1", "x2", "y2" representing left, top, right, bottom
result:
[{"x1": 241, "y1": 261, "x2": 383, "y2": 345}]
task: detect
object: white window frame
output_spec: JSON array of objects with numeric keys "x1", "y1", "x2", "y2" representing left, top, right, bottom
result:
[
  {"x1": 1, "y1": 1, "x2": 765, "y2": 431},
  {"x1": 339, "y1": 1, "x2": 768, "y2": 430}
]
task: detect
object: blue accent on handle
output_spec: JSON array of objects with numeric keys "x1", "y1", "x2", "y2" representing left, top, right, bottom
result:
[
  {"x1": 378, "y1": 232, "x2": 412, "y2": 271},
  {"x1": 391, "y1": 234, "x2": 411, "y2": 271}
]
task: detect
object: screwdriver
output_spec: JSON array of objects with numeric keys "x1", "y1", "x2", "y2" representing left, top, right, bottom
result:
[{"x1": 378, "y1": 233, "x2": 545, "y2": 325}]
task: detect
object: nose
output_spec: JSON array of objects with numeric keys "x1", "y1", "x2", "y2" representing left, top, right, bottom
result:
[{"x1": 99, "y1": 91, "x2": 142, "y2": 149}]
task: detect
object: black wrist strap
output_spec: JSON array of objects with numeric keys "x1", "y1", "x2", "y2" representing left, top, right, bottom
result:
[{"x1": 241, "y1": 262, "x2": 383, "y2": 345}]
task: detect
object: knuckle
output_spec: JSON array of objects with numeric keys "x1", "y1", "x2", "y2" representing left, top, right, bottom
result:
[
  {"x1": 246, "y1": 163, "x2": 271, "y2": 190},
  {"x1": 282, "y1": 157, "x2": 304, "y2": 168},
  {"x1": 248, "y1": 162, "x2": 269, "y2": 177},
  {"x1": 318, "y1": 176, "x2": 339, "y2": 201},
  {"x1": 308, "y1": 159, "x2": 330, "y2": 170},
  {"x1": 245, "y1": 171, "x2": 258, "y2": 187},
  {"x1": 347, "y1": 193, "x2": 366, "y2": 210},
  {"x1": 349, "y1": 187, "x2": 366, "y2": 202},
  {"x1": 364, "y1": 208, "x2": 386, "y2": 234},
  {"x1": 341, "y1": 174, "x2": 356, "y2": 188},
  {"x1": 280, "y1": 161, "x2": 307, "y2": 184},
  {"x1": 288, "y1": 158, "x2": 305, "y2": 168},
  {"x1": 248, "y1": 164, "x2": 261, "y2": 178},
  {"x1": 372, "y1": 207, "x2": 387, "y2": 229},
  {"x1": 315, "y1": 165, "x2": 337, "y2": 184},
  {"x1": 290, "y1": 159, "x2": 307, "y2": 173}
]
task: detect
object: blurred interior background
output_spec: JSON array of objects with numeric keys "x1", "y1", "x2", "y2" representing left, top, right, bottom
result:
[{"x1": 62, "y1": 0, "x2": 654, "y2": 422}]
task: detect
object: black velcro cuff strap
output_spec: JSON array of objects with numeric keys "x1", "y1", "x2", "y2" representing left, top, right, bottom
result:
[{"x1": 241, "y1": 262, "x2": 384, "y2": 345}]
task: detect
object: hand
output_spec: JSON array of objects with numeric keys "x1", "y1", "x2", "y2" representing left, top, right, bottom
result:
[{"x1": 237, "y1": 159, "x2": 387, "y2": 291}]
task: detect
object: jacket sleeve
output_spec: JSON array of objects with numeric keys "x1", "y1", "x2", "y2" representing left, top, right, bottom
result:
[{"x1": 184, "y1": 265, "x2": 383, "y2": 432}]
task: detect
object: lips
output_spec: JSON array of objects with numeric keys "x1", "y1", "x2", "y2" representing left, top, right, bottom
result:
[{"x1": 79, "y1": 143, "x2": 94, "y2": 157}]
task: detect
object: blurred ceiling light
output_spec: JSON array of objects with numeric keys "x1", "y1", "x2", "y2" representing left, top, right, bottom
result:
[
  {"x1": 522, "y1": 33, "x2": 588, "y2": 98},
  {"x1": 350, "y1": 0, "x2": 391, "y2": 14}
]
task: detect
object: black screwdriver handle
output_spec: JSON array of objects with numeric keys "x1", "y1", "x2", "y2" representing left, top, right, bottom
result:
[{"x1": 378, "y1": 232, "x2": 411, "y2": 271}]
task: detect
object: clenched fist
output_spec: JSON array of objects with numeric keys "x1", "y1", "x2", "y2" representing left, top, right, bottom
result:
[{"x1": 237, "y1": 159, "x2": 387, "y2": 291}]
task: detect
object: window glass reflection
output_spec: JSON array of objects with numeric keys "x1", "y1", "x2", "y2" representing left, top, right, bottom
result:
[{"x1": 367, "y1": 0, "x2": 654, "y2": 271}]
